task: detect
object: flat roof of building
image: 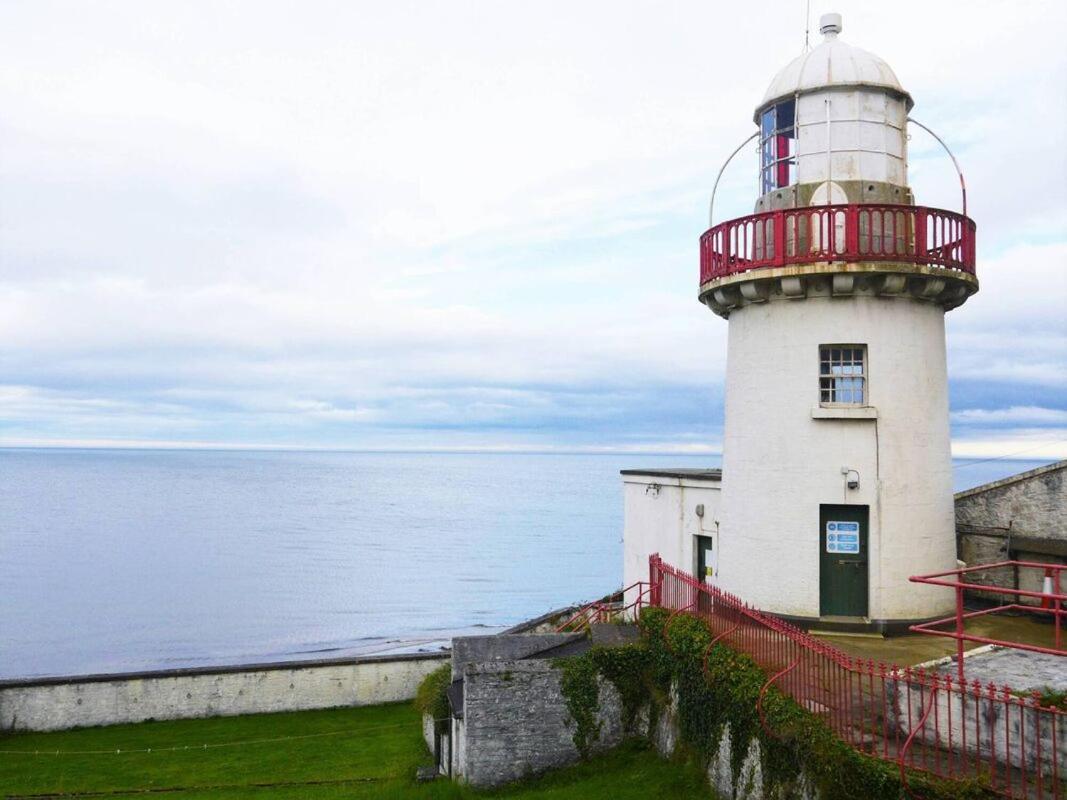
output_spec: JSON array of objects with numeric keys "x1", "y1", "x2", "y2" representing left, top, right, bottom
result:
[{"x1": 619, "y1": 468, "x2": 722, "y2": 481}]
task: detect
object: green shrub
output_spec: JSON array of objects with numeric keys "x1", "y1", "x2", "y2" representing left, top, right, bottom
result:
[{"x1": 413, "y1": 664, "x2": 451, "y2": 720}]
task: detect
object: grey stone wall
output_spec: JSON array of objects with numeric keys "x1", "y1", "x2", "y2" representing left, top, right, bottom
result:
[
  {"x1": 450, "y1": 634, "x2": 580, "y2": 681},
  {"x1": 955, "y1": 460, "x2": 1066, "y2": 602},
  {"x1": 651, "y1": 684, "x2": 819, "y2": 800},
  {"x1": 459, "y1": 660, "x2": 627, "y2": 787}
]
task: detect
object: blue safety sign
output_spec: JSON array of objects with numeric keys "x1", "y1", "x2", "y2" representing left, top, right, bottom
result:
[{"x1": 826, "y1": 521, "x2": 860, "y2": 554}]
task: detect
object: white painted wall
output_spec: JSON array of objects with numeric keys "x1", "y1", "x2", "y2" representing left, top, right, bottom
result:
[
  {"x1": 622, "y1": 472, "x2": 722, "y2": 595},
  {"x1": 0, "y1": 653, "x2": 448, "y2": 732},
  {"x1": 796, "y1": 88, "x2": 908, "y2": 188},
  {"x1": 717, "y1": 293, "x2": 956, "y2": 622}
]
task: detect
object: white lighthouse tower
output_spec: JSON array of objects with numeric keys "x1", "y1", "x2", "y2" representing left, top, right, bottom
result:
[{"x1": 703, "y1": 13, "x2": 978, "y2": 629}]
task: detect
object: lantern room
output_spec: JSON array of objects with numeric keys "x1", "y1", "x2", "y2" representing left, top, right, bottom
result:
[{"x1": 754, "y1": 13, "x2": 912, "y2": 211}]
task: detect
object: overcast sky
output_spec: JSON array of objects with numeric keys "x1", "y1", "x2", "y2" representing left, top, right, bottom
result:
[{"x1": 0, "y1": 0, "x2": 1064, "y2": 456}]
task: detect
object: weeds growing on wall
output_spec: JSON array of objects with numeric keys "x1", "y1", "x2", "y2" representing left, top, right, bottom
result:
[
  {"x1": 414, "y1": 664, "x2": 451, "y2": 721},
  {"x1": 554, "y1": 608, "x2": 996, "y2": 800}
]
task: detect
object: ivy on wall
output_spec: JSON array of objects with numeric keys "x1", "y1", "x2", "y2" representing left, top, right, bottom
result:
[{"x1": 553, "y1": 608, "x2": 996, "y2": 800}]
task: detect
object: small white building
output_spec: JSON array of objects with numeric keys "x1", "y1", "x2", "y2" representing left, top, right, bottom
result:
[
  {"x1": 621, "y1": 469, "x2": 722, "y2": 592},
  {"x1": 624, "y1": 13, "x2": 979, "y2": 632}
]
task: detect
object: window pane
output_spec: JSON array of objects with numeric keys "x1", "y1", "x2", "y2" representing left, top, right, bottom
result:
[
  {"x1": 819, "y1": 345, "x2": 867, "y2": 405},
  {"x1": 776, "y1": 99, "x2": 795, "y2": 133},
  {"x1": 761, "y1": 109, "x2": 775, "y2": 138}
]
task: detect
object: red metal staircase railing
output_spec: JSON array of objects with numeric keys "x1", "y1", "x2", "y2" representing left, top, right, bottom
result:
[{"x1": 647, "y1": 554, "x2": 1064, "y2": 799}]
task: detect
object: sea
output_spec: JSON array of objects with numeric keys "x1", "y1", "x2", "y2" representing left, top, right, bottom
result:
[{"x1": 0, "y1": 448, "x2": 1048, "y2": 680}]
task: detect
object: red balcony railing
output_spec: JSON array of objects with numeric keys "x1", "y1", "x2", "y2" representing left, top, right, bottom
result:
[{"x1": 699, "y1": 204, "x2": 976, "y2": 284}]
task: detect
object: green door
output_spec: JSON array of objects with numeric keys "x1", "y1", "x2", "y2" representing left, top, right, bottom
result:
[
  {"x1": 819, "y1": 505, "x2": 869, "y2": 617},
  {"x1": 696, "y1": 535, "x2": 715, "y2": 583}
]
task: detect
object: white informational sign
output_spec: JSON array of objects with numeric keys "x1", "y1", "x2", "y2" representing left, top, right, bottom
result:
[{"x1": 826, "y1": 521, "x2": 860, "y2": 554}]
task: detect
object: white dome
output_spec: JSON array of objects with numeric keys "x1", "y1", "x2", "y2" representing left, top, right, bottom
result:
[{"x1": 756, "y1": 17, "x2": 911, "y2": 120}]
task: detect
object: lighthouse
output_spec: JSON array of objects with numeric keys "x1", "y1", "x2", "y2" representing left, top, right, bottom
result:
[{"x1": 702, "y1": 13, "x2": 978, "y2": 629}]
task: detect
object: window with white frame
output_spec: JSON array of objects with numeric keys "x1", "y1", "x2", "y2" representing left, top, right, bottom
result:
[
  {"x1": 819, "y1": 346, "x2": 867, "y2": 405},
  {"x1": 759, "y1": 99, "x2": 797, "y2": 195}
]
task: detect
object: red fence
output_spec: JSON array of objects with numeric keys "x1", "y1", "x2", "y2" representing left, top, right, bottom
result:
[
  {"x1": 699, "y1": 204, "x2": 976, "y2": 284},
  {"x1": 648, "y1": 555, "x2": 1064, "y2": 799},
  {"x1": 910, "y1": 561, "x2": 1066, "y2": 686},
  {"x1": 556, "y1": 581, "x2": 653, "y2": 632}
]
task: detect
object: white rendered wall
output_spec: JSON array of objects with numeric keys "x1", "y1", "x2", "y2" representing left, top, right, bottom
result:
[
  {"x1": 717, "y1": 294, "x2": 955, "y2": 621},
  {"x1": 795, "y1": 88, "x2": 907, "y2": 188},
  {"x1": 622, "y1": 475, "x2": 722, "y2": 593},
  {"x1": 0, "y1": 653, "x2": 448, "y2": 732}
]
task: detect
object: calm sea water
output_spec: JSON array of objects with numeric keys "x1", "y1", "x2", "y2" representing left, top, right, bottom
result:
[{"x1": 0, "y1": 449, "x2": 1047, "y2": 679}]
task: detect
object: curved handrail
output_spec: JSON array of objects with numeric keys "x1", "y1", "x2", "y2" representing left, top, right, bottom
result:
[
  {"x1": 702, "y1": 620, "x2": 742, "y2": 678},
  {"x1": 756, "y1": 655, "x2": 802, "y2": 741},
  {"x1": 708, "y1": 131, "x2": 759, "y2": 228},
  {"x1": 898, "y1": 686, "x2": 940, "y2": 800},
  {"x1": 907, "y1": 117, "x2": 967, "y2": 216}
]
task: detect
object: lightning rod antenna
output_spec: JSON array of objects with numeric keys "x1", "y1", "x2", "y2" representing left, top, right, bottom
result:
[{"x1": 804, "y1": 0, "x2": 811, "y2": 51}]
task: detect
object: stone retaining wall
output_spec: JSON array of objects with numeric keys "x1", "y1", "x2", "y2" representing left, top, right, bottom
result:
[
  {"x1": 459, "y1": 660, "x2": 627, "y2": 787},
  {"x1": 0, "y1": 652, "x2": 448, "y2": 732}
]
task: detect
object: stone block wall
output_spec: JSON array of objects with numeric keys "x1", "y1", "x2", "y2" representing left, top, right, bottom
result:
[
  {"x1": 459, "y1": 660, "x2": 626, "y2": 787},
  {"x1": 450, "y1": 634, "x2": 580, "y2": 681},
  {"x1": 650, "y1": 684, "x2": 819, "y2": 800},
  {"x1": 955, "y1": 460, "x2": 1066, "y2": 602}
]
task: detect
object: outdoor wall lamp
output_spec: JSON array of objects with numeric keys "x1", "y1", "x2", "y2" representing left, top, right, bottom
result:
[{"x1": 841, "y1": 467, "x2": 860, "y2": 490}]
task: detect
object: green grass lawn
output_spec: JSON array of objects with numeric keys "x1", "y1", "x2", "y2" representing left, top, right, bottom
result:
[{"x1": 0, "y1": 702, "x2": 710, "y2": 799}]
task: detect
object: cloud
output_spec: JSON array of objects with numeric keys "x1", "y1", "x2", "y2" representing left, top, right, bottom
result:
[
  {"x1": 950, "y1": 431, "x2": 1067, "y2": 462},
  {"x1": 952, "y1": 407, "x2": 1067, "y2": 426},
  {"x1": 0, "y1": 0, "x2": 1064, "y2": 453}
]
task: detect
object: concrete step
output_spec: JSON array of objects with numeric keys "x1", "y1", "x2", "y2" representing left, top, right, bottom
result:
[{"x1": 590, "y1": 623, "x2": 640, "y2": 648}]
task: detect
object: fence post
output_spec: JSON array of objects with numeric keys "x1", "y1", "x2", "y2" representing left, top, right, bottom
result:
[
  {"x1": 914, "y1": 208, "x2": 927, "y2": 261},
  {"x1": 846, "y1": 204, "x2": 860, "y2": 254},
  {"x1": 773, "y1": 210, "x2": 785, "y2": 267},
  {"x1": 955, "y1": 584, "x2": 966, "y2": 684}
]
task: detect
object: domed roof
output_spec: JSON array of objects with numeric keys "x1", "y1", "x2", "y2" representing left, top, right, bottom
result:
[{"x1": 756, "y1": 13, "x2": 912, "y2": 120}]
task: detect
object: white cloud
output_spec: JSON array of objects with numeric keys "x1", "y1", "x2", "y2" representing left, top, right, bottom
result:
[
  {"x1": 0, "y1": 0, "x2": 1064, "y2": 450},
  {"x1": 952, "y1": 406, "x2": 1067, "y2": 425},
  {"x1": 950, "y1": 431, "x2": 1067, "y2": 461}
]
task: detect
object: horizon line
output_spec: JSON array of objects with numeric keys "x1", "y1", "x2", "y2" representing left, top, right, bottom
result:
[{"x1": 0, "y1": 441, "x2": 1063, "y2": 464}]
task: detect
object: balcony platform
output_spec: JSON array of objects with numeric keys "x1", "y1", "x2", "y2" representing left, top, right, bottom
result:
[
  {"x1": 700, "y1": 259, "x2": 979, "y2": 317},
  {"x1": 698, "y1": 203, "x2": 978, "y2": 317}
]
